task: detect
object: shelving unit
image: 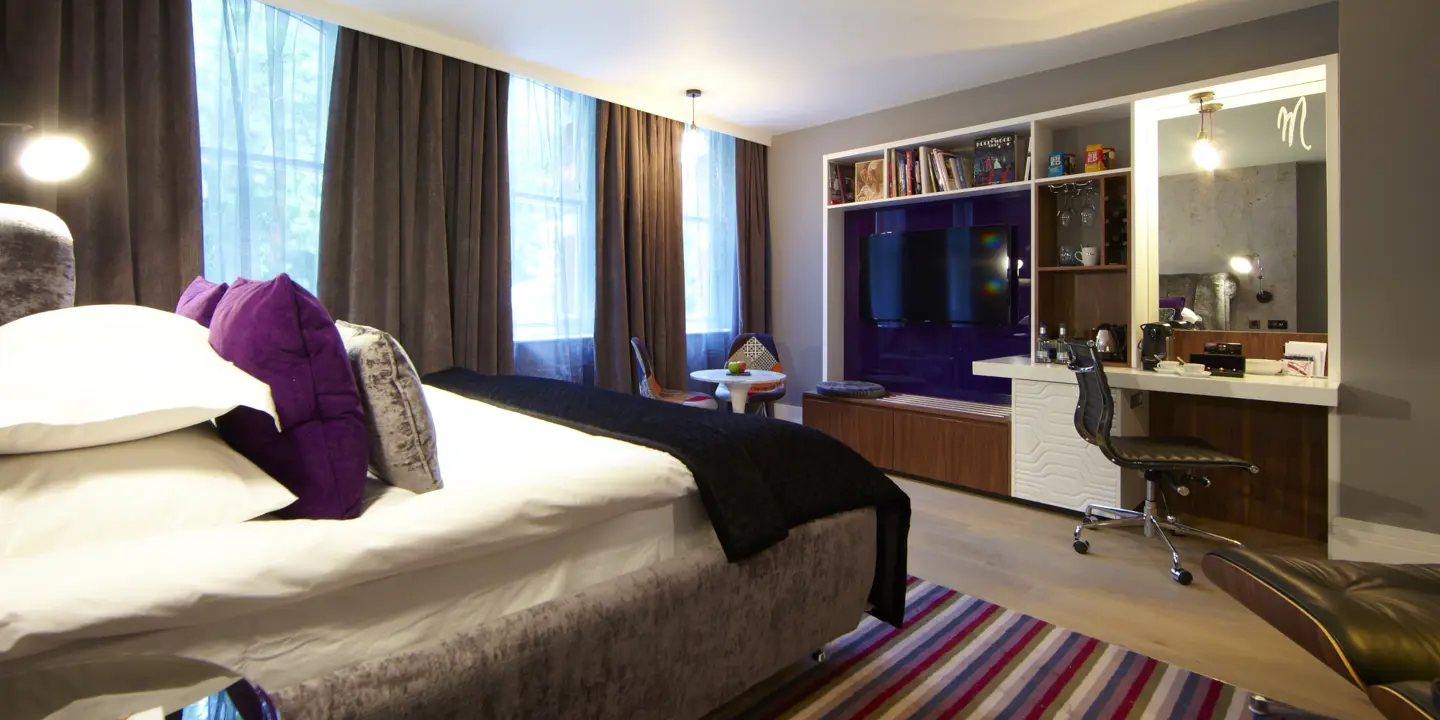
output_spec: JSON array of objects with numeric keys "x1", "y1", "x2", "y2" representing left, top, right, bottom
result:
[
  {"x1": 825, "y1": 179, "x2": 1031, "y2": 211},
  {"x1": 1034, "y1": 170, "x2": 1131, "y2": 356},
  {"x1": 819, "y1": 99, "x2": 1140, "y2": 384},
  {"x1": 1034, "y1": 166, "x2": 1132, "y2": 186},
  {"x1": 1036, "y1": 265, "x2": 1126, "y2": 273}
]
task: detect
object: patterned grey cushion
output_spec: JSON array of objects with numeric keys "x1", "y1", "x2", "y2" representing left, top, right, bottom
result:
[
  {"x1": 0, "y1": 203, "x2": 75, "y2": 326},
  {"x1": 336, "y1": 321, "x2": 442, "y2": 493},
  {"x1": 816, "y1": 380, "x2": 887, "y2": 399}
]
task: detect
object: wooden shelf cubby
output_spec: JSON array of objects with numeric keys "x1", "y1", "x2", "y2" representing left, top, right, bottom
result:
[{"x1": 1034, "y1": 171, "x2": 1131, "y2": 341}]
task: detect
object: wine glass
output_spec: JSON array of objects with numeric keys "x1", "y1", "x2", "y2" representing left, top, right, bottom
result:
[
  {"x1": 1057, "y1": 188, "x2": 1073, "y2": 228},
  {"x1": 1080, "y1": 185, "x2": 1098, "y2": 227}
]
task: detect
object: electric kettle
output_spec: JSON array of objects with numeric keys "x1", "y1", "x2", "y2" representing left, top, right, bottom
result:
[{"x1": 1093, "y1": 324, "x2": 1126, "y2": 362}]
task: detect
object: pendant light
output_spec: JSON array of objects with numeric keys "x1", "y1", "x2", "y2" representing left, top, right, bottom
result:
[
  {"x1": 682, "y1": 89, "x2": 702, "y2": 162},
  {"x1": 1189, "y1": 92, "x2": 1223, "y2": 171}
]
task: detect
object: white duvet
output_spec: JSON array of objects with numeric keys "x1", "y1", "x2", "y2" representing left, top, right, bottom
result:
[{"x1": 0, "y1": 386, "x2": 697, "y2": 664}]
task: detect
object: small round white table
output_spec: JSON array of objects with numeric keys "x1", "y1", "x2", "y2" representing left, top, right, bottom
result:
[{"x1": 690, "y1": 369, "x2": 787, "y2": 414}]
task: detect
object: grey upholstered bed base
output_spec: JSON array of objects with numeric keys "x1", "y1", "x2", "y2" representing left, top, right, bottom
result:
[{"x1": 272, "y1": 508, "x2": 878, "y2": 719}]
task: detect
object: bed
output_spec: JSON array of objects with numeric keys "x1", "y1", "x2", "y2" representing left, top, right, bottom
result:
[{"x1": 0, "y1": 205, "x2": 910, "y2": 719}]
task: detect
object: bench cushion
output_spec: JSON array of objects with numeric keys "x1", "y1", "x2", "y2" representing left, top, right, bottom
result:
[{"x1": 815, "y1": 381, "x2": 886, "y2": 399}]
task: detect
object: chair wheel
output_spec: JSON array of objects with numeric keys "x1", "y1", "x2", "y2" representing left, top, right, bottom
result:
[
  {"x1": 1072, "y1": 539, "x2": 1090, "y2": 554},
  {"x1": 1171, "y1": 568, "x2": 1193, "y2": 585}
]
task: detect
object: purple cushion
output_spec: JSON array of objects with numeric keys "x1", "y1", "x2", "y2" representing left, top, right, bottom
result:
[
  {"x1": 175, "y1": 276, "x2": 228, "y2": 328},
  {"x1": 208, "y1": 274, "x2": 368, "y2": 520}
]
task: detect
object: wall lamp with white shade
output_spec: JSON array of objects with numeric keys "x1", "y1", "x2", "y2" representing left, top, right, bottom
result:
[
  {"x1": 1229, "y1": 253, "x2": 1274, "y2": 303},
  {"x1": 2, "y1": 123, "x2": 90, "y2": 182}
]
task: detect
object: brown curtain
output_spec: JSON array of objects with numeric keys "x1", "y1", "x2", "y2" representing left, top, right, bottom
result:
[
  {"x1": 735, "y1": 138, "x2": 771, "y2": 334},
  {"x1": 0, "y1": 0, "x2": 202, "y2": 309},
  {"x1": 594, "y1": 102, "x2": 686, "y2": 393},
  {"x1": 319, "y1": 29, "x2": 511, "y2": 376}
]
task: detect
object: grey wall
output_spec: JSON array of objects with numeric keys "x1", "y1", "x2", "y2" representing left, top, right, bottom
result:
[
  {"x1": 768, "y1": 3, "x2": 1339, "y2": 409},
  {"x1": 1338, "y1": 0, "x2": 1440, "y2": 533},
  {"x1": 1295, "y1": 162, "x2": 1327, "y2": 333},
  {"x1": 1159, "y1": 164, "x2": 1300, "y2": 332}
]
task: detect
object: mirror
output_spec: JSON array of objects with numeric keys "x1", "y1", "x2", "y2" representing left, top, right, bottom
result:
[{"x1": 1155, "y1": 88, "x2": 1327, "y2": 333}]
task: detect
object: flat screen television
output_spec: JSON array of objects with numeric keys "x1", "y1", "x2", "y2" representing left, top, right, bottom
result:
[{"x1": 861, "y1": 226, "x2": 1014, "y2": 325}]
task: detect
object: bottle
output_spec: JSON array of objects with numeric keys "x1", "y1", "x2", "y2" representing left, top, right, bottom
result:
[
  {"x1": 1035, "y1": 323, "x2": 1050, "y2": 364},
  {"x1": 1055, "y1": 323, "x2": 1071, "y2": 365}
]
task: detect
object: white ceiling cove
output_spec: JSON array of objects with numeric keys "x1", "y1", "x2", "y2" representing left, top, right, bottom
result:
[{"x1": 283, "y1": 0, "x2": 1328, "y2": 141}]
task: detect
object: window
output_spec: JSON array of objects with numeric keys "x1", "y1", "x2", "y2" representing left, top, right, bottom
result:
[
  {"x1": 507, "y1": 77, "x2": 598, "y2": 383},
  {"x1": 192, "y1": 0, "x2": 338, "y2": 292},
  {"x1": 682, "y1": 128, "x2": 739, "y2": 380}
]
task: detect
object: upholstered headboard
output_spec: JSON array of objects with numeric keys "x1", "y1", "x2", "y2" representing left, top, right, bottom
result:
[
  {"x1": 0, "y1": 203, "x2": 75, "y2": 326},
  {"x1": 1158, "y1": 272, "x2": 1237, "y2": 330}
]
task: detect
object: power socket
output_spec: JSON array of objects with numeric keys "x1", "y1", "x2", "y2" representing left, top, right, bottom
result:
[{"x1": 1248, "y1": 320, "x2": 1261, "y2": 329}]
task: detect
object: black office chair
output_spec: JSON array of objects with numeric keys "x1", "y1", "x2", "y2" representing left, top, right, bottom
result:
[{"x1": 1063, "y1": 340, "x2": 1259, "y2": 585}]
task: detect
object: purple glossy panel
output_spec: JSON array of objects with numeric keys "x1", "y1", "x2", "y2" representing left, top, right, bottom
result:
[{"x1": 844, "y1": 191, "x2": 1031, "y2": 404}]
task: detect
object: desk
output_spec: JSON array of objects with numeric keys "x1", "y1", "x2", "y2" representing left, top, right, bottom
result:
[
  {"x1": 974, "y1": 355, "x2": 1335, "y2": 540},
  {"x1": 973, "y1": 356, "x2": 1339, "y2": 407}
]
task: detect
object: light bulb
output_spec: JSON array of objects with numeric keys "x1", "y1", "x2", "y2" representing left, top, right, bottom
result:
[
  {"x1": 1229, "y1": 255, "x2": 1254, "y2": 274},
  {"x1": 19, "y1": 135, "x2": 89, "y2": 182},
  {"x1": 1192, "y1": 137, "x2": 1219, "y2": 171},
  {"x1": 682, "y1": 124, "x2": 702, "y2": 164}
]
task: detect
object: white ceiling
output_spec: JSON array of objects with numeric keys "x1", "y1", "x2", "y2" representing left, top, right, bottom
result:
[{"x1": 280, "y1": 0, "x2": 1329, "y2": 141}]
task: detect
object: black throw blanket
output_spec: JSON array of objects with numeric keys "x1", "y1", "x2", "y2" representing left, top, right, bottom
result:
[{"x1": 423, "y1": 369, "x2": 911, "y2": 626}]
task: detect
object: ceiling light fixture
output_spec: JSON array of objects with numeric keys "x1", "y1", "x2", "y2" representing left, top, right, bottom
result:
[
  {"x1": 682, "y1": 89, "x2": 702, "y2": 161},
  {"x1": 2, "y1": 123, "x2": 90, "y2": 182},
  {"x1": 1189, "y1": 91, "x2": 1223, "y2": 171}
]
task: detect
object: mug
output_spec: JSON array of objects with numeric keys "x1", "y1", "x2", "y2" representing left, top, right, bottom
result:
[
  {"x1": 727, "y1": 360, "x2": 747, "y2": 374},
  {"x1": 1079, "y1": 247, "x2": 1100, "y2": 266},
  {"x1": 1156, "y1": 360, "x2": 1181, "y2": 372}
]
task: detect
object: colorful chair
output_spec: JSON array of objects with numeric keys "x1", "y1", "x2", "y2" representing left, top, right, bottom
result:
[
  {"x1": 715, "y1": 333, "x2": 786, "y2": 416},
  {"x1": 630, "y1": 337, "x2": 717, "y2": 410}
]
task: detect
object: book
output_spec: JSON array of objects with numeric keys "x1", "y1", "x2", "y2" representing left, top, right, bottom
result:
[
  {"x1": 828, "y1": 164, "x2": 844, "y2": 204},
  {"x1": 839, "y1": 164, "x2": 856, "y2": 203},
  {"x1": 855, "y1": 159, "x2": 885, "y2": 202},
  {"x1": 1023, "y1": 147, "x2": 1032, "y2": 181},
  {"x1": 974, "y1": 134, "x2": 1018, "y2": 186}
]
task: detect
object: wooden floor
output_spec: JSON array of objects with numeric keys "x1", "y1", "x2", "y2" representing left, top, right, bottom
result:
[
  {"x1": 712, "y1": 479, "x2": 1379, "y2": 720},
  {"x1": 899, "y1": 479, "x2": 1379, "y2": 720}
]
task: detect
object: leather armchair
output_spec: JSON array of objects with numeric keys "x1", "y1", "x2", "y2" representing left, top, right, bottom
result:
[{"x1": 1203, "y1": 548, "x2": 1440, "y2": 719}]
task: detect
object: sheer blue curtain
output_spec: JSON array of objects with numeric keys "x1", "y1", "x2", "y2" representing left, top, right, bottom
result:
[
  {"x1": 683, "y1": 129, "x2": 739, "y2": 390},
  {"x1": 192, "y1": 0, "x2": 338, "y2": 292},
  {"x1": 508, "y1": 77, "x2": 598, "y2": 384}
]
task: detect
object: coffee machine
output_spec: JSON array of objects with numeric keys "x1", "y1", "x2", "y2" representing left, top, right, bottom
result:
[{"x1": 1139, "y1": 323, "x2": 1173, "y2": 370}]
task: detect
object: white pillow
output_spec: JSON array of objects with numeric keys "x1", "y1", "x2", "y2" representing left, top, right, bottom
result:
[
  {"x1": 0, "y1": 424, "x2": 297, "y2": 557},
  {"x1": 0, "y1": 305, "x2": 277, "y2": 454}
]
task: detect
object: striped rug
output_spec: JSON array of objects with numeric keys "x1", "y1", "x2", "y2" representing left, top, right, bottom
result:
[{"x1": 736, "y1": 577, "x2": 1330, "y2": 720}]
